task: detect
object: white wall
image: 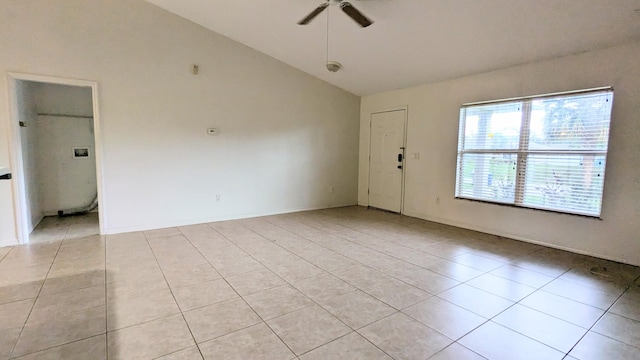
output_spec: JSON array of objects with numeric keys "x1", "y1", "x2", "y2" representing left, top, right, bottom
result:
[
  {"x1": 0, "y1": 0, "x2": 360, "y2": 245},
  {"x1": 36, "y1": 115, "x2": 97, "y2": 214},
  {"x1": 33, "y1": 84, "x2": 96, "y2": 215},
  {"x1": 34, "y1": 83, "x2": 93, "y2": 118},
  {"x1": 359, "y1": 41, "x2": 640, "y2": 266},
  {"x1": 16, "y1": 81, "x2": 42, "y2": 232}
]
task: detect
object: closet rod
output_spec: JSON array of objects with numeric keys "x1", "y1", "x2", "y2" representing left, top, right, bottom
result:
[{"x1": 37, "y1": 113, "x2": 93, "y2": 119}]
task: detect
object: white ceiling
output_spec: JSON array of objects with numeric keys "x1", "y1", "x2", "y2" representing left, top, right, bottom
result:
[{"x1": 146, "y1": 0, "x2": 640, "y2": 96}]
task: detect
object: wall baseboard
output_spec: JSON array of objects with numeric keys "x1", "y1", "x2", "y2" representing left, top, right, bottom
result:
[
  {"x1": 0, "y1": 239, "x2": 19, "y2": 247},
  {"x1": 28, "y1": 214, "x2": 44, "y2": 234},
  {"x1": 401, "y1": 209, "x2": 639, "y2": 267},
  {"x1": 104, "y1": 202, "x2": 358, "y2": 235}
]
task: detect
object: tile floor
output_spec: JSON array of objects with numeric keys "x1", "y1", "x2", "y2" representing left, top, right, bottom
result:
[
  {"x1": 28, "y1": 213, "x2": 100, "y2": 244},
  {"x1": 0, "y1": 206, "x2": 639, "y2": 359}
]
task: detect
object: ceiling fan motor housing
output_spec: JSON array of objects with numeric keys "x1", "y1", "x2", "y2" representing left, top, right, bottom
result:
[{"x1": 326, "y1": 61, "x2": 342, "y2": 72}]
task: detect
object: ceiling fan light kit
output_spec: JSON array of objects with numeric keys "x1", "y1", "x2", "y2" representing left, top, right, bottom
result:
[{"x1": 326, "y1": 61, "x2": 342, "y2": 72}]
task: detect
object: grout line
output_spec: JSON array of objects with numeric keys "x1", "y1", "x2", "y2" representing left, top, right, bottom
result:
[
  {"x1": 427, "y1": 342, "x2": 486, "y2": 360},
  {"x1": 264, "y1": 214, "x2": 470, "y2": 279},
  {"x1": 309, "y1": 211, "x2": 520, "y2": 266},
  {"x1": 0, "y1": 247, "x2": 13, "y2": 262},
  {"x1": 9, "y1": 207, "x2": 639, "y2": 359},
  {"x1": 201, "y1": 220, "x2": 397, "y2": 359},
  {"x1": 259, "y1": 216, "x2": 458, "y2": 298},
  {"x1": 296, "y1": 324, "x2": 399, "y2": 359},
  {"x1": 177, "y1": 226, "x2": 301, "y2": 358},
  {"x1": 278, "y1": 214, "x2": 456, "y2": 264},
  {"x1": 302, "y1": 211, "x2": 567, "y2": 282},
  {"x1": 8, "y1": 334, "x2": 106, "y2": 359},
  {"x1": 561, "y1": 273, "x2": 640, "y2": 357},
  {"x1": 448, "y1": 265, "x2": 573, "y2": 353},
  {"x1": 250, "y1": 216, "x2": 493, "y2": 314},
  {"x1": 142, "y1": 231, "x2": 206, "y2": 359},
  {"x1": 8, "y1": 241, "x2": 63, "y2": 359},
  {"x1": 149, "y1": 345, "x2": 196, "y2": 360},
  {"x1": 277, "y1": 209, "x2": 594, "y2": 355},
  {"x1": 104, "y1": 229, "x2": 108, "y2": 359},
  {"x1": 102, "y1": 312, "x2": 177, "y2": 333},
  {"x1": 445, "y1": 265, "x2": 640, "y2": 358},
  {"x1": 211, "y1": 220, "x2": 325, "y2": 273},
  {"x1": 197, "y1": 226, "x2": 328, "y2": 352},
  {"x1": 61, "y1": 221, "x2": 71, "y2": 241},
  {"x1": 192, "y1": 222, "x2": 397, "y2": 357},
  {"x1": 133, "y1": 217, "x2": 576, "y2": 358}
]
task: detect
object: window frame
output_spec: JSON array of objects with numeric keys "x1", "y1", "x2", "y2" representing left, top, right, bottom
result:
[{"x1": 455, "y1": 87, "x2": 613, "y2": 218}]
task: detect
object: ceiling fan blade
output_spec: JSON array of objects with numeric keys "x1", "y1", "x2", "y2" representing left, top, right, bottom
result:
[
  {"x1": 340, "y1": 2, "x2": 373, "y2": 27},
  {"x1": 298, "y1": 3, "x2": 329, "y2": 25}
]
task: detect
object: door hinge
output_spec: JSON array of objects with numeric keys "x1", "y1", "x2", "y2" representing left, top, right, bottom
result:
[{"x1": 368, "y1": 189, "x2": 370, "y2": 194}]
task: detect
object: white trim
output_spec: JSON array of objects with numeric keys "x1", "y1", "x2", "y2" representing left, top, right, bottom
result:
[
  {"x1": 462, "y1": 86, "x2": 613, "y2": 107},
  {"x1": 6, "y1": 76, "x2": 27, "y2": 245},
  {"x1": 456, "y1": 90, "x2": 612, "y2": 219},
  {"x1": 400, "y1": 107, "x2": 408, "y2": 214},
  {"x1": 28, "y1": 215, "x2": 44, "y2": 234},
  {"x1": 367, "y1": 106, "x2": 408, "y2": 214},
  {"x1": 367, "y1": 105, "x2": 409, "y2": 115},
  {"x1": 6, "y1": 72, "x2": 107, "y2": 243},
  {"x1": 458, "y1": 150, "x2": 607, "y2": 155},
  {"x1": 103, "y1": 204, "x2": 357, "y2": 235},
  {"x1": 366, "y1": 117, "x2": 372, "y2": 207}
]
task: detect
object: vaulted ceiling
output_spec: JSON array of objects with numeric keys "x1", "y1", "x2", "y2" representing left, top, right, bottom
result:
[{"x1": 146, "y1": 0, "x2": 640, "y2": 95}]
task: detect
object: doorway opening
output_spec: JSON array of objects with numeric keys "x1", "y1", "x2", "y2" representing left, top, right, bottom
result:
[
  {"x1": 7, "y1": 73, "x2": 105, "y2": 244},
  {"x1": 368, "y1": 108, "x2": 407, "y2": 213}
]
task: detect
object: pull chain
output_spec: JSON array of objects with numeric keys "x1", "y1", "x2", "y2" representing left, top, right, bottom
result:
[{"x1": 326, "y1": 2, "x2": 330, "y2": 64}]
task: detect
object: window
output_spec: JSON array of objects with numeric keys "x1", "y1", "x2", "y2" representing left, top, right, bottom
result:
[{"x1": 455, "y1": 88, "x2": 613, "y2": 217}]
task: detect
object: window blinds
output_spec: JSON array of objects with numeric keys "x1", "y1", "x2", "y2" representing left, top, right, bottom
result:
[{"x1": 455, "y1": 88, "x2": 613, "y2": 217}]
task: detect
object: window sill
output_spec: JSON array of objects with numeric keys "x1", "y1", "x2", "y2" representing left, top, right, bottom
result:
[{"x1": 454, "y1": 197, "x2": 603, "y2": 220}]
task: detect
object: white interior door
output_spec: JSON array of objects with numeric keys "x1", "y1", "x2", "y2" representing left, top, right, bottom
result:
[{"x1": 368, "y1": 110, "x2": 406, "y2": 213}]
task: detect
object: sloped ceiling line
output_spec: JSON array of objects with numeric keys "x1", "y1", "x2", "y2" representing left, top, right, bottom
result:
[{"x1": 146, "y1": 0, "x2": 640, "y2": 96}]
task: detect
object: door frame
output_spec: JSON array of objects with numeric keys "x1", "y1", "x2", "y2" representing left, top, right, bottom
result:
[
  {"x1": 367, "y1": 106, "x2": 408, "y2": 214},
  {"x1": 6, "y1": 72, "x2": 107, "y2": 244}
]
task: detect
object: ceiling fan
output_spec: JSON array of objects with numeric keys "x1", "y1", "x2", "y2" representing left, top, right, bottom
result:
[{"x1": 298, "y1": 0, "x2": 373, "y2": 28}]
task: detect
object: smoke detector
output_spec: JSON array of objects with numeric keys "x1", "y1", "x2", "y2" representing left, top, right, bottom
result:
[{"x1": 326, "y1": 61, "x2": 342, "y2": 72}]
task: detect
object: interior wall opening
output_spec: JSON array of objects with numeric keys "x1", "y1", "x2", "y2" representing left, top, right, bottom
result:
[{"x1": 13, "y1": 79, "x2": 100, "y2": 243}]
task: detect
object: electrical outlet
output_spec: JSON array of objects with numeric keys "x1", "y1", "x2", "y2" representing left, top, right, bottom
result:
[
  {"x1": 216, "y1": 194, "x2": 221, "y2": 202},
  {"x1": 436, "y1": 196, "x2": 441, "y2": 204}
]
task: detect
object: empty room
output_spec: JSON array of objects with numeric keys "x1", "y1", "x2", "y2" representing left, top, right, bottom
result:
[{"x1": 0, "y1": 1, "x2": 639, "y2": 359}]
